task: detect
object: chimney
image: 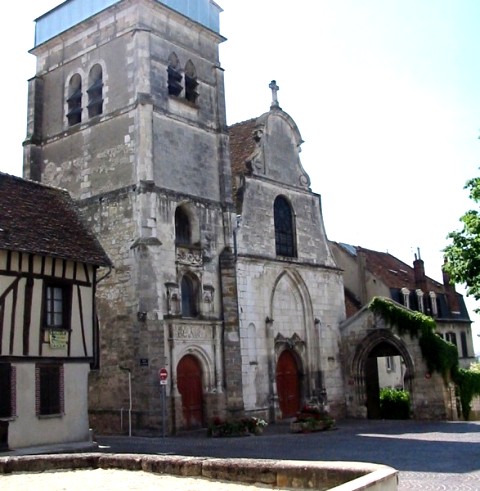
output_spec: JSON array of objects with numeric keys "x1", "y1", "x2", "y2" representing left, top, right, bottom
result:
[
  {"x1": 357, "y1": 248, "x2": 368, "y2": 305},
  {"x1": 413, "y1": 248, "x2": 427, "y2": 292},
  {"x1": 442, "y1": 258, "x2": 460, "y2": 313}
]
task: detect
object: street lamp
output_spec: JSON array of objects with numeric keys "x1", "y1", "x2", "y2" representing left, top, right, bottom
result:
[{"x1": 119, "y1": 366, "x2": 132, "y2": 437}]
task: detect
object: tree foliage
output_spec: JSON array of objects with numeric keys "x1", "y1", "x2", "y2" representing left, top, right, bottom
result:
[{"x1": 443, "y1": 175, "x2": 480, "y2": 310}]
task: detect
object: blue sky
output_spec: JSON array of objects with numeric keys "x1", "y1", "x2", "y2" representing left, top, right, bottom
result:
[{"x1": 3, "y1": 1, "x2": 480, "y2": 352}]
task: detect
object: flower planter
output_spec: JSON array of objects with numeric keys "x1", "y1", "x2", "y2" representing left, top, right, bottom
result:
[{"x1": 290, "y1": 419, "x2": 334, "y2": 433}]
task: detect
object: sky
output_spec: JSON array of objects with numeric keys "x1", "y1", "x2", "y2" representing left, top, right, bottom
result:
[{"x1": 2, "y1": 1, "x2": 480, "y2": 354}]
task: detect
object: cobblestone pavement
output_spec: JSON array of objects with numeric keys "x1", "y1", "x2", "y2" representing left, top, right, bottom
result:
[{"x1": 94, "y1": 419, "x2": 480, "y2": 490}]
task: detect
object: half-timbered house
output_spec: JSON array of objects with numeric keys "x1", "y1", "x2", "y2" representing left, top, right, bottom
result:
[{"x1": 0, "y1": 173, "x2": 111, "y2": 451}]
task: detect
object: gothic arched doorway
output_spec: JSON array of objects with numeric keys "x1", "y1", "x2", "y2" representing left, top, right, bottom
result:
[
  {"x1": 276, "y1": 349, "x2": 301, "y2": 418},
  {"x1": 177, "y1": 355, "x2": 204, "y2": 429},
  {"x1": 363, "y1": 340, "x2": 409, "y2": 419}
]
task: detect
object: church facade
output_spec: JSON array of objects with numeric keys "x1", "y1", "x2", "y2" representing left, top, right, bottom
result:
[{"x1": 21, "y1": 0, "x2": 471, "y2": 434}]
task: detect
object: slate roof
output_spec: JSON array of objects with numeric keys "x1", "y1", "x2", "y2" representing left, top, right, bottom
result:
[
  {"x1": 0, "y1": 172, "x2": 111, "y2": 267},
  {"x1": 336, "y1": 242, "x2": 470, "y2": 322}
]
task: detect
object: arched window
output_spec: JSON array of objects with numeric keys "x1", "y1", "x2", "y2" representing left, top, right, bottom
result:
[
  {"x1": 181, "y1": 275, "x2": 198, "y2": 318},
  {"x1": 67, "y1": 74, "x2": 82, "y2": 126},
  {"x1": 175, "y1": 207, "x2": 191, "y2": 245},
  {"x1": 274, "y1": 196, "x2": 296, "y2": 257},
  {"x1": 87, "y1": 64, "x2": 103, "y2": 118},
  {"x1": 184, "y1": 60, "x2": 199, "y2": 103},
  {"x1": 167, "y1": 52, "x2": 182, "y2": 96}
]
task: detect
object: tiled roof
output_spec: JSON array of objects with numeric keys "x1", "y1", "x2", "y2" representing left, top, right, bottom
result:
[
  {"x1": 338, "y1": 243, "x2": 444, "y2": 292},
  {"x1": 344, "y1": 289, "x2": 362, "y2": 318},
  {"x1": 0, "y1": 172, "x2": 111, "y2": 267},
  {"x1": 336, "y1": 242, "x2": 470, "y2": 321},
  {"x1": 228, "y1": 118, "x2": 258, "y2": 208},
  {"x1": 229, "y1": 118, "x2": 258, "y2": 179}
]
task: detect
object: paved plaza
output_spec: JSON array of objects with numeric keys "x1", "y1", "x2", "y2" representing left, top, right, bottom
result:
[
  {"x1": 2, "y1": 419, "x2": 480, "y2": 490},
  {"x1": 95, "y1": 419, "x2": 480, "y2": 490}
]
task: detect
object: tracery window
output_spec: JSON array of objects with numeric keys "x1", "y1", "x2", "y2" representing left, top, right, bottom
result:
[
  {"x1": 274, "y1": 196, "x2": 296, "y2": 257},
  {"x1": 181, "y1": 275, "x2": 199, "y2": 318}
]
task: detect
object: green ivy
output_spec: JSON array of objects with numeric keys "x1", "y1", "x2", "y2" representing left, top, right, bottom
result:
[
  {"x1": 369, "y1": 297, "x2": 458, "y2": 378},
  {"x1": 453, "y1": 368, "x2": 480, "y2": 420},
  {"x1": 368, "y1": 297, "x2": 480, "y2": 419}
]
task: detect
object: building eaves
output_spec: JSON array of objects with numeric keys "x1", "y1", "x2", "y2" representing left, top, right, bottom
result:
[{"x1": 0, "y1": 172, "x2": 111, "y2": 267}]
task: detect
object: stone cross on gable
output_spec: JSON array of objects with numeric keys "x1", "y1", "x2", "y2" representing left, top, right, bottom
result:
[{"x1": 269, "y1": 80, "x2": 281, "y2": 109}]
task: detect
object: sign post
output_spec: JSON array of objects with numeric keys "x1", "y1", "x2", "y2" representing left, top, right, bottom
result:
[{"x1": 158, "y1": 368, "x2": 168, "y2": 438}]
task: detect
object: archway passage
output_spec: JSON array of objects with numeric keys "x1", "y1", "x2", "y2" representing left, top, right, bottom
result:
[
  {"x1": 276, "y1": 350, "x2": 301, "y2": 418},
  {"x1": 365, "y1": 341, "x2": 407, "y2": 419},
  {"x1": 177, "y1": 355, "x2": 204, "y2": 429}
]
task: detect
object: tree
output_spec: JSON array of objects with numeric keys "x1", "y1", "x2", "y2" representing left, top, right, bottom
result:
[{"x1": 443, "y1": 175, "x2": 480, "y2": 311}]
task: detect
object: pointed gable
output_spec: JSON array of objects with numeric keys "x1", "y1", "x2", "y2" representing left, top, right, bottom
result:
[{"x1": 228, "y1": 109, "x2": 311, "y2": 197}]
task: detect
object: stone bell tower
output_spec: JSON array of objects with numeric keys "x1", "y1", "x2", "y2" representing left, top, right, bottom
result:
[{"x1": 23, "y1": 0, "x2": 243, "y2": 434}]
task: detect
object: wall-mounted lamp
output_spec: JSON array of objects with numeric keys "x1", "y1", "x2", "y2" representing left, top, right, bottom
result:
[
  {"x1": 137, "y1": 311, "x2": 147, "y2": 322},
  {"x1": 314, "y1": 318, "x2": 321, "y2": 326},
  {"x1": 265, "y1": 316, "x2": 274, "y2": 324}
]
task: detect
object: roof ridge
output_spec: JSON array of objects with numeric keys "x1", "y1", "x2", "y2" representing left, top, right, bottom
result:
[{"x1": 0, "y1": 171, "x2": 70, "y2": 195}]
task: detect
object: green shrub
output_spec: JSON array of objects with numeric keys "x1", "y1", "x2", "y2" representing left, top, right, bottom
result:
[
  {"x1": 379, "y1": 388, "x2": 411, "y2": 419},
  {"x1": 207, "y1": 416, "x2": 268, "y2": 437}
]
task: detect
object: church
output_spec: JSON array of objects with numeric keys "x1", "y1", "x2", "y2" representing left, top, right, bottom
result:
[{"x1": 20, "y1": 0, "x2": 473, "y2": 434}]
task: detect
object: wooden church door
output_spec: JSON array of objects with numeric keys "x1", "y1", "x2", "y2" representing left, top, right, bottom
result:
[
  {"x1": 177, "y1": 355, "x2": 204, "y2": 428},
  {"x1": 276, "y1": 350, "x2": 301, "y2": 418}
]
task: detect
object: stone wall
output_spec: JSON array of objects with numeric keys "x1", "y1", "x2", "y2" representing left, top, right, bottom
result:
[{"x1": 341, "y1": 309, "x2": 454, "y2": 420}]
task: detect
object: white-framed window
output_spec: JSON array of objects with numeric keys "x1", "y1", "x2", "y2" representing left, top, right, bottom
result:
[
  {"x1": 386, "y1": 356, "x2": 395, "y2": 372},
  {"x1": 416, "y1": 289, "x2": 424, "y2": 313},
  {"x1": 429, "y1": 291, "x2": 438, "y2": 316},
  {"x1": 401, "y1": 287, "x2": 410, "y2": 309}
]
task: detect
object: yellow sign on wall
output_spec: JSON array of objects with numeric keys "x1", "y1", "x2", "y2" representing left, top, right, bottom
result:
[{"x1": 49, "y1": 330, "x2": 68, "y2": 349}]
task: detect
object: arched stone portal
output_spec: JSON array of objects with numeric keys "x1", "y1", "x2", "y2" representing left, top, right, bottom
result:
[
  {"x1": 351, "y1": 329, "x2": 415, "y2": 419},
  {"x1": 276, "y1": 349, "x2": 302, "y2": 418},
  {"x1": 177, "y1": 354, "x2": 204, "y2": 429}
]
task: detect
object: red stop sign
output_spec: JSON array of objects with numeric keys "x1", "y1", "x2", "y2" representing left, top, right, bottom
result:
[{"x1": 159, "y1": 368, "x2": 168, "y2": 381}]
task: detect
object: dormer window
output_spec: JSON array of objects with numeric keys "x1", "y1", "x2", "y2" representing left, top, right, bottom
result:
[
  {"x1": 416, "y1": 289, "x2": 424, "y2": 313},
  {"x1": 445, "y1": 332, "x2": 457, "y2": 347},
  {"x1": 66, "y1": 74, "x2": 82, "y2": 126},
  {"x1": 429, "y1": 291, "x2": 438, "y2": 316},
  {"x1": 401, "y1": 287, "x2": 410, "y2": 309}
]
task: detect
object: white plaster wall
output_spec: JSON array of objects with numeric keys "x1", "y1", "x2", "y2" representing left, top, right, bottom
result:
[{"x1": 8, "y1": 363, "x2": 91, "y2": 449}]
